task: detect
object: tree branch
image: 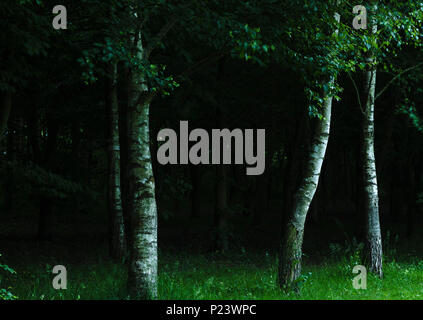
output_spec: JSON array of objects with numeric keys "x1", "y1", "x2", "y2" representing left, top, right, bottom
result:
[
  {"x1": 177, "y1": 49, "x2": 230, "y2": 80},
  {"x1": 375, "y1": 62, "x2": 423, "y2": 101},
  {"x1": 144, "y1": 16, "x2": 178, "y2": 60},
  {"x1": 347, "y1": 71, "x2": 365, "y2": 115}
]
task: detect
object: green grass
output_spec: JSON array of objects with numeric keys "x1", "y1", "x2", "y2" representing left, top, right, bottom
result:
[
  {"x1": 1, "y1": 211, "x2": 422, "y2": 300},
  {"x1": 1, "y1": 249, "x2": 422, "y2": 300}
]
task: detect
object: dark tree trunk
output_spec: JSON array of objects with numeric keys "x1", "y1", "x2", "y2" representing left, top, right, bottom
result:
[
  {"x1": 190, "y1": 165, "x2": 202, "y2": 219},
  {"x1": 0, "y1": 92, "x2": 12, "y2": 143},
  {"x1": 406, "y1": 153, "x2": 422, "y2": 238},
  {"x1": 213, "y1": 58, "x2": 229, "y2": 252},
  {"x1": 118, "y1": 65, "x2": 131, "y2": 248},
  {"x1": 106, "y1": 61, "x2": 126, "y2": 261},
  {"x1": 37, "y1": 112, "x2": 59, "y2": 240},
  {"x1": 214, "y1": 163, "x2": 229, "y2": 252},
  {"x1": 29, "y1": 105, "x2": 41, "y2": 163}
]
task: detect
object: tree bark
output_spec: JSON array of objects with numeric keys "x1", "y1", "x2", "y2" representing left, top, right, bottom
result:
[
  {"x1": 118, "y1": 65, "x2": 131, "y2": 248},
  {"x1": 126, "y1": 30, "x2": 158, "y2": 300},
  {"x1": 278, "y1": 92, "x2": 334, "y2": 289},
  {"x1": 106, "y1": 61, "x2": 126, "y2": 261},
  {"x1": 361, "y1": 16, "x2": 383, "y2": 278},
  {"x1": 278, "y1": 12, "x2": 340, "y2": 290}
]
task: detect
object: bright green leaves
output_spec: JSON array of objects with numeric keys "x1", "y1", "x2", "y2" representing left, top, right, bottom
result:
[
  {"x1": 145, "y1": 64, "x2": 179, "y2": 96},
  {"x1": 398, "y1": 102, "x2": 423, "y2": 134},
  {"x1": 230, "y1": 24, "x2": 275, "y2": 65},
  {"x1": 0, "y1": 253, "x2": 17, "y2": 300}
]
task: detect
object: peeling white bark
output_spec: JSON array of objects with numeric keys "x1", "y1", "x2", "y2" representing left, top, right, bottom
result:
[
  {"x1": 127, "y1": 27, "x2": 158, "y2": 299},
  {"x1": 362, "y1": 17, "x2": 383, "y2": 278}
]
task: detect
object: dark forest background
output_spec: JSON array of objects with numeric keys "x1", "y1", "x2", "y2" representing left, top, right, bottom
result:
[{"x1": 0, "y1": 0, "x2": 422, "y2": 300}]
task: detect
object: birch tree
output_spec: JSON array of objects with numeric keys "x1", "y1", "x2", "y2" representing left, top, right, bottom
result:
[
  {"x1": 350, "y1": 0, "x2": 423, "y2": 276},
  {"x1": 278, "y1": 4, "x2": 342, "y2": 290},
  {"x1": 361, "y1": 2, "x2": 383, "y2": 277},
  {"x1": 124, "y1": 5, "x2": 160, "y2": 298}
]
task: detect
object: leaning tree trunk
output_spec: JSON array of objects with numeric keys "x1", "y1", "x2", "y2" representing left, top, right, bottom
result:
[
  {"x1": 106, "y1": 61, "x2": 126, "y2": 261},
  {"x1": 278, "y1": 92, "x2": 334, "y2": 289},
  {"x1": 278, "y1": 12, "x2": 340, "y2": 290},
  {"x1": 126, "y1": 32, "x2": 158, "y2": 300},
  {"x1": 361, "y1": 15, "x2": 383, "y2": 279}
]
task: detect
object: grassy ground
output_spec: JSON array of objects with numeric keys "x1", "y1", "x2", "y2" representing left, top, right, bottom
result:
[
  {"x1": 1, "y1": 246, "x2": 422, "y2": 300},
  {"x1": 0, "y1": 207, "x2": 422, "y2": 300}
]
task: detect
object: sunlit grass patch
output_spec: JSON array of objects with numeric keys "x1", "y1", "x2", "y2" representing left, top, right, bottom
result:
[{"x1": 2, "y1": 250, "x2": 422, "y2": 300}]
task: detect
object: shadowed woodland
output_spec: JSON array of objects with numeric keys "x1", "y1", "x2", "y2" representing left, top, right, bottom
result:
[{"x1": 0, "y1": 0, "x2": 422, "y2": 300}]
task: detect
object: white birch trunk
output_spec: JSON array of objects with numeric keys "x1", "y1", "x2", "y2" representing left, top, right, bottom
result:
[
  {"x1": 278, "y1": 11, "x2": 340, "y2": 289},
  {"x1": 362, "y1": 15, "x2": 383, "y2": 278},
  {"x1": 126, "y1": 25, "x2": 158, "y2": 299}
]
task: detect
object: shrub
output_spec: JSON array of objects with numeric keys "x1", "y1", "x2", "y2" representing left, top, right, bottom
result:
[{"x1": 0, "y1": 253, "x2": 17, "y2": 300}]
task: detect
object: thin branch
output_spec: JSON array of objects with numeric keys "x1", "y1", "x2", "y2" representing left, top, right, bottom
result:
[
  {"x1": 177, "y1": 49, "x2": 230, "y2": 80},
  {"x1": 347, "y1": 71, "x2": 365, "y2": 115},
  {"x1": 375, "y1": 62, "x2": 423, "y2": 101},
  {"x1": 144, "y1": 16, "x2": 178, "y2": 60}
]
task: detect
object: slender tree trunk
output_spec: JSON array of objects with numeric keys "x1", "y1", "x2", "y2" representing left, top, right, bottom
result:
[
  {"x1": 29, "y1": 105, "x2": 51, "y2": 240},
  {"x1": 29, "y1": 105, "x2": 41, "y2": 163},
  {"x1": 214, "y1": 163, "x2": 229, "y2": 251},
  {"x1": 405, "y1": 153, "x2": 421, "y2": 238},
  {"x1": 213, "y1": 125, "x2": 229, "y2": 250},
  {"x1": 37, "y1": 116, "x2": 59, "y2": 240},
  {"x1": 119, "y1": 65, "x2": 131, "y2": 248},
  {"x1": 278, "y1": 93, "x2": 334, "y2": 289},
  {"x1": 126, "y1": 31, "x2": 158, "y2": 300},
  {"x1": 106, "y1": 61, "x2": 126, "y2": 261},
  {"x1": 5, "y1": 106, "x2": 18, "y2": 213},
  {"x1": 361, "y1": 18, "x2": 383, "y2": 278},
  {"x1": 70, "y1": 119, "x2": 82, "y2": 217},
  {"x1": 278, "y1": 11, "x2": 340, "y2": 290},
  {"x1": 0, "y1": 92, "x2": 12, "y2": 142},
  {"x1": 15, "y1": 116, "x2": 25, "y2": 158},
  {"x1": 190, "y1": 165, "x2": 202, "y2": 219},
  {"x1": 213, "y1": 59, "x2": 229, "y2": 252}
]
